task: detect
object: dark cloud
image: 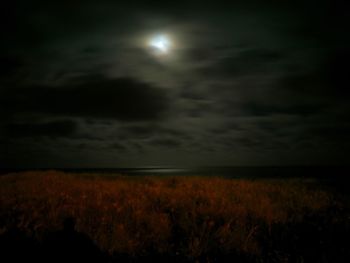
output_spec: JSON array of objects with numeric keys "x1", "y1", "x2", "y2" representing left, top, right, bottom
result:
[
  {"x1": 122, "y1": 125, "x2": 157, "y2": 137},
  {"x1": 117, "y1": 123, "x2": 190, "y2": 140},
  {"x1": 151, "y1": 138, "x2": 182, "y2": 148},
  {"x1": 110, "y1": 142, "x2": 127, "y2": 151},
  {"x1": 305, "y1": 122, "x2": 350, "y2": 142},
  {"x1": 279, "y1": 56, "x2": 350, "y2": 101},
  {"x1": 179, "y1": 83, "x2": 208, "y2": 100},
  {"x1": 326, "y1": 48, "x2": 350, "y2": 97},
  {"x1": 4, "y1": 120, "x2": 77, "y2": 138},
  {"x1": 197, "y1": 48, "x2": 285, "y2": 78},
  {"x1": 198, "y1": 50, "x2": 282, "y2": 79},
  {"x1": 240, "y1": 101, "x2": 326, "y2": 117},
  {"x1": 1, "y1": 0, "x2": 349, "y2": 167},
  {"x1": 0, "y1": 56, "x2": 22, "y2": 78},
  {"x1": 1, "y1": 76, "x2": 170, "y2": 122}
]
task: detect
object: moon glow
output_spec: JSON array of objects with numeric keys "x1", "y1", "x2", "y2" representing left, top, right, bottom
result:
[{"x1": 149, "y1": 34, "x2": 171, "y2": 55}]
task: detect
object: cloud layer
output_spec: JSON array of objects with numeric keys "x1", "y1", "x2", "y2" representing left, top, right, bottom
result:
[{"x1": 1, "y1": 0, "x2": 349, "y2": 167}]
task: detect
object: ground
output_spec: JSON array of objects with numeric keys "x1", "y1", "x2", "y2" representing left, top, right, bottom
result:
[{"x1": 0, "y1": 171, "x2": 349, "y2": 262}]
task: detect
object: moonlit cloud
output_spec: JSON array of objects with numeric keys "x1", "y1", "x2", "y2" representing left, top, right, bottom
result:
[{"x1": 1, "y1": 0, "x2": 349, "y2": 168}]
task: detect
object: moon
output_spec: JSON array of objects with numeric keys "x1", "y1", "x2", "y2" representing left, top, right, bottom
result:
[{"x1": 149, "y1": 34, "x2": 171, "y2": 55}]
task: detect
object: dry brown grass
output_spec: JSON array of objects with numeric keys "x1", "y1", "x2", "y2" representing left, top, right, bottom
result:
[{"x1": 0, "y1": 171, "x2": 344, "y2": 261}]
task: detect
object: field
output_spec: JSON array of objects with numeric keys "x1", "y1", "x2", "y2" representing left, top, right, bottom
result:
[{"x1": 0, "y1": 171, "x2": 349, "y2": 262}]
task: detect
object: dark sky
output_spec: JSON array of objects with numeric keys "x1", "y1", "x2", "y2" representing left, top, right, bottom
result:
[{"x1": 1, "y1": 0, "x2": 350, "y2": 168}]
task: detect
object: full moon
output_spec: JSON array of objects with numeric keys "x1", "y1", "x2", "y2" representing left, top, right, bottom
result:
[{"x1": 149, "y1": 34, "x2": 171, "y2": 55}]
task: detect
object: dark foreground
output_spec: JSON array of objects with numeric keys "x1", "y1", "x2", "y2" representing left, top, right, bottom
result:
[{"x1": 0, "y1": 171, "x2": 349, "y2": 262}]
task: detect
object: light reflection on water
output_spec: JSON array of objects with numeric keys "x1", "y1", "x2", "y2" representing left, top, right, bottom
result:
[{"x1": 133, "y1": 168, "x2": 190, "y2": 174}]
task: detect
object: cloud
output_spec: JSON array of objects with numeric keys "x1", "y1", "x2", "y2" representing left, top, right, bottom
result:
[
  {"x1": 1, "y1": 0, "x2": 349, "y2": 167},
  {"x1": 240, "y1": 101, "x2": 325, "y2": 117},
  {"x1": 0, "y1": 56, "x2": 22, "y2": 78},
  {"x1": 196, "y1": 48, "x2": 285, "y2": 79},
  {"x1": 1, "y1": 76, "x2": 170, "y2": 122},
  {"x1": 151, "y1": 138, "x2": 182, "y2": 148},
  {"x1": 5, "y1": 120, "x2": 77, "y2": 138},
  {"x1": 326, "y1": 48, "x2": 350, "y2": 97},
  {"x1": 304, "y1": 122, "x2": 350, "y2": 142},
  {"x1": 110, "y1": 142, "x2": 127, "y2": 151}
]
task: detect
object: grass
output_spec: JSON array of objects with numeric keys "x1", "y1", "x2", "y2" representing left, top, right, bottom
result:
[{"x1": 0, "y1": 170, "x2": 349, "y2": 262}]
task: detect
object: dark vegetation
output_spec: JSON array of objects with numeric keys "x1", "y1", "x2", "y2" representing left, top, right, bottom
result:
[{"x1": 0, "y1": 171, "x2": 349, "y2": 262}]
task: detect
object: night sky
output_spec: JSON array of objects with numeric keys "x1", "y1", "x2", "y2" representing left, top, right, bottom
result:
[{"x1": 1, "y1": 0, "x2": 350, "y2": 168}]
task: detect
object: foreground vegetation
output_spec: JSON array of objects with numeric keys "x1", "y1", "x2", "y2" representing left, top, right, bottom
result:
[{"x1": 0, "y1": 171, "x2": 349, "y2": 262}]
